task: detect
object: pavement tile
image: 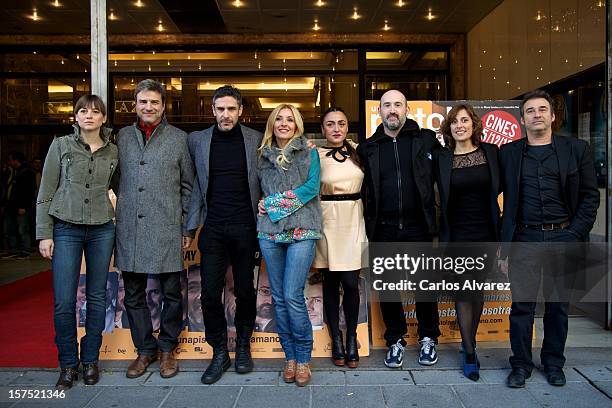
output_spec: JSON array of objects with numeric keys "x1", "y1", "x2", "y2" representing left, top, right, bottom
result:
[
  {"x1": 575, "y1": 366, "x2": 612, "y2": 382},
  {"x1": 6, "y1": 386, "x2": 100, "y2": 408},
  {"x1": 160, "y1": 386, "x2": 241, "y2": 408},
  {"x1": 311, "y1": 386, "x2": 384, "y2": 407},
  {"x1": 411, "y1": 369, "x2": 477, "y2": 385},
  {"x1": 86, "y1": 386, "x2": 171, "y2": 408},
  {"x1": 0, "y1": 373, "x2": 24, "y2": 387},
  {"x1": 96, "y1": 370, "x2": 151, "y2": 386},
  {"x1": 480, "y1": 368, "x2": 585, "y2": 384},
  {"x1": 381, "y1": 385, "x2": 463, "y2": 408},
  {"x1": 143, "y1": 371, "x2": 201, "y2": 386},
  {"x1": 345, "y1": 371, "x2": 413, "y2": 386},
  {"x1": 592, "y1": 381, "x2": 612, "y2": 399},
  {"x1": 527, "y1": 382, "x2": 612, "y2": 408},
  {"x1": 8, "y1": 372, "x2": 57, "y2": 387},
  {"x1": 235, "y1": 386, "x2": 310, "y2": 408},
  {"x1": 278, "y1": 371, "x2": 344, "y2": 386},
  {"x1": 212, "y1": 371, "x2": 279, "y2": 386},
  {"x1": 453, "y1": 384, "x2": 540, "y2": 408}
]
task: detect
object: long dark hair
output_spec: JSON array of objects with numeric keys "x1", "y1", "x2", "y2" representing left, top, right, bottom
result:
[
  {"x1": 320, "y1": 107, "x2": 362, "y2": 169},
  {"x1": 439, "y1": 103, "x2": 482, "y2": 151}
]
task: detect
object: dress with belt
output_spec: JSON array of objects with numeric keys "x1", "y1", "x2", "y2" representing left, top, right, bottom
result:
[{"x1": 313, "y1": 145, "x2": 367, "y2": 271}]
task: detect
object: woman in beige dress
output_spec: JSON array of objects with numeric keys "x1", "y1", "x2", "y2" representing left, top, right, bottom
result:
[{"x1": 313, "y1": 107, "x2": 367, "y2": 368}]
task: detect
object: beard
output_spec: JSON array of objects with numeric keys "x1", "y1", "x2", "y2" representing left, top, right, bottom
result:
[
  {"x1": 257, "y1": 303, "x2": 274, "y2": 319},
  {"x1": 382, "y1": 114, "x2": 404, "y2": 131}
]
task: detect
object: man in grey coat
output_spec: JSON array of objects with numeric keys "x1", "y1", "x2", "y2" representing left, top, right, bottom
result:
[
  {"x1": 185, "y1": 85, "x2": 262, "y2": 384},
  {"x1": 115, "y1": 79, "x2": 195, "y2": 380}
]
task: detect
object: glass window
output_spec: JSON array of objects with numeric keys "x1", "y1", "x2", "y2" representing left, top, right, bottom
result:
[{"x1": 0, "y1": 78, "x2": 90, "y2": 125}]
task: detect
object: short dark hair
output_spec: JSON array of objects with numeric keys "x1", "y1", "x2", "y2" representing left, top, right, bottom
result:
[
  {"x1": 320, "y1": 106, "x2": 347, "y2": 124},
  {"x1": 212, "y1": 85, "x2": 242, "y2": 106},
  {"x1": 439, "y1": 103, "x2": 483, "y2": 151},
  {"x1": 520, "y1": 89, "x2": 554, "y2": 118},
  {"x1": 74, "y1": 94, "x2": 107, "y2": 116},
  {"x1": 134, "y1": 79, "x2": 166, "y2": 104},
  {"x1": 8, "y1": 151, "x2": 26, "y2": 164}
]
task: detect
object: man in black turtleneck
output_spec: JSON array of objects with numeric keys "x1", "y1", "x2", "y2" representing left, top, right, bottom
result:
[
  {"x1": 357, "y1": 90, "x2": 441, "y2": 368},
  {"x1": 185, "y1": 85, "x2": 263, "y2": 384}
]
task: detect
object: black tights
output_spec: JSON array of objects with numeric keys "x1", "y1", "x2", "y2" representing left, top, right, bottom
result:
[
  {"x1": 456, "y1": 300, "x2": 484, "y2": 357},
  {"x1": 322, "y1": 269, "x2": 360, "y2": 336}
]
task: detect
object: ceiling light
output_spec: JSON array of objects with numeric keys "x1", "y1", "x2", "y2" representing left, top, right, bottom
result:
[
  {"x1": 535, "y1": 10, "x2": 542, "y2": 21},
  {"x1": 315, "y1": 0, "x2": 325, "y2": 6},
  {"x1": 313, "y1": 19, "x2": 321, "y2": 31},
  {"x1": 351, "y1": 8, "x2": 361, "y2": 20},
  {"x1": 198, "y1": 64, "x2": 202, "y2": 70},
  {"x1": 425, "y1": 8, "x2": 436, "y2": 20},
  {"x1": 135, "y1": 0, "x2": 144, "y2": 7},
  {"x1": 552, "y1": 24, "x2": 559, "y2": 32},
  {"x1": 383, "y1": 20, "x2": 391, "y2": 31},
  {"x1": 397, "y1": 0, "x2": 406, "y2": 6},
  {"x1": 29, "y1": 8, "x2": 40, "y2": 21},
  {"x1": 76, "y1": 54, "x2": 79, "y2": 59},
  {"x1": 60, "y1": 59, "x2": 64, "y2": 65},
  {"x1": 597, "y1": 1, "x2": 604, "y2": 7},
  {"x1": 114, "y1": 60, "x2": 117, "y2": 66},
  {"x1": 157, "y1": 19, "x2": 164, "y2": 32},
  {"x1": 51, "y1": 0, "x2": 61, "y2": 7},
  {"x1": 109, "y1": 10, "x2": 117, "y2": 21},
  {"x1": 233, "y1": 0, "x2": 243, "y2": 7}
]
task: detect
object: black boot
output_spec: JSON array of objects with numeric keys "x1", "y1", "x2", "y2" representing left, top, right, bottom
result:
[
  {"x1": 235, "y1": 343, "x2": 254, "y2": 374},
  {"x1": 201, "y1": 348, "x2": 231, "y2": 384},
  {"x1": 346, "y1": 333, "x2": 359, "y2": 369},
  {"x1": 56, "y1": 366, "x2": 79, "y2": 390},
  {"x1": 331, "y1": 332, "x2": 346, "y2": 366}
]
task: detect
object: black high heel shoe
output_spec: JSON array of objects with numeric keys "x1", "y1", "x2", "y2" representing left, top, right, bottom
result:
[
  {"x1": 345, "y1": 333, "x2": 359, "y2": 369},
  {"x1": 331, "y1": 332, "x2": 346, "y2": 366}
]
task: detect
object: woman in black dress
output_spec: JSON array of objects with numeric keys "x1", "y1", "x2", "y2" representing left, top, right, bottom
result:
[{"x1": 434, "y1": 104, "x2": 500, "y2": 381}]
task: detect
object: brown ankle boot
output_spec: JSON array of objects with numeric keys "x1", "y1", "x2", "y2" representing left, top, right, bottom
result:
[
  {"x1": 282, "y1": 360, "x2": 297, "y2": 383},
  {"x1": 295, "y1": 363, "x2": 311, "y2": 387}
]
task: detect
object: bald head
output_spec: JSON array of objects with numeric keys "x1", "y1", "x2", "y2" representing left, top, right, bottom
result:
[{"x1": 380, "y1": 90, "x2": 407, "y2": 135}]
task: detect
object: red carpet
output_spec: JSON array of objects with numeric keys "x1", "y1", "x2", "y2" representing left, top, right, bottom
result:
[{"x1": 0, "y1": 270, "x2": 57, "y2": 367}]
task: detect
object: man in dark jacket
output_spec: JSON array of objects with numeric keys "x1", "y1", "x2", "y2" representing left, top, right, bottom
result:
[
  {"x1": 185, "y1": 85, "x2": 262, "y2": 384},
  {"x1": 4, "y1": 152, "x2": 35, "y2": 259},
  {"x1": 501, "y1": 89, "x2": 599, "y2": 388},
  {"x1": 357, "y1": 90, "x2": 441, "y2": 368}
]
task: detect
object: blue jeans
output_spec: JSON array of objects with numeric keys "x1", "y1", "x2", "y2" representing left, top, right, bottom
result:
[
  {"x1": 259, "y1": 239, "x2": 316, "y2": 364},
  {"x1": 52, "y1": 220, "x2": 115, "y2": 368}
]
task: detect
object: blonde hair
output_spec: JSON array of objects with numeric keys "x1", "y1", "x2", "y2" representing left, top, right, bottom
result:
[{"x1": 258, "y1": 104, "x2": 305, "y2": 169}]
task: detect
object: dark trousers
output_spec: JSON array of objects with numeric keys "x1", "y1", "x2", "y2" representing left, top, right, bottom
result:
[
  {"x1": 123, "y1": 271, "x2": 182, "y2": 356},
  {"x1": 509, "y1": 227, "x2": 579, "y2": 371},
  {"x1": 322, "y1": 269, "x2": 360, "y2": 337},
  {"x1": 373, "y1": 223, "x2": 441, "y2": 346},
  {"x1": 199, "y1": 223, "x2": 257, "y2": 349}
]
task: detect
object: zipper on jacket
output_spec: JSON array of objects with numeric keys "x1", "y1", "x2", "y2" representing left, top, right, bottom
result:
[{"x1": 392, "y1": 138, "x2": 403, "y2": 229}]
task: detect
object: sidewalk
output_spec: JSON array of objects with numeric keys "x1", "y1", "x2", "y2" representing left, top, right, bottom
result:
[{"x1": 2, "y1": 345, "x2": 612, "y2": 408}]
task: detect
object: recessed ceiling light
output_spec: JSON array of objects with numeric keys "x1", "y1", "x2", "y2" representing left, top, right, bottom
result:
[
  {"x1": 425, "y1": 8, "x2": 436, "y2": 20},
  {"x1": 135, "y1": 0, "x2": 144, "y2": 7},
  {"x1": 108, "y1": 10, "x2": 117, "y2": 21},
  {"x1": 351, "y1": 8, "x2": 361, "y2": 20},
  {"x1": 535, "y1": 10, "x2": 542, "y2": 21},
  {"x1": 315, "y1": 0, "x2": 325, "y2": 7},
  {"x1": 157, "y1": 19, "x2": 164, "y2": 32},
  {"x1": 397, "y1": 0, "x2": 406, "y2": 6},
  {"x1": 383, "y1": 20, "x2": 391, "y2": 31},
  {"x1": 313, "y1": 19, "x2": 321, "y2": 31},
  {"x1": 51, "y1": 0, "x2": 61, "y2": 7},
  {"x1": 233, "y1": 0, "x2": 243, "y2": 7},
  {"x1": 28, "y1": 8, "x2": 40, "y2": 21}
]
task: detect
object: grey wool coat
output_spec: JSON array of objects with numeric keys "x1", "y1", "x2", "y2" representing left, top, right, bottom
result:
[
  {"x1": 115, "y1": 118, "x2": 195, "y2": 274},
  {"x1": 184, "y1": 124, "x2": 263, "y2": 232}
]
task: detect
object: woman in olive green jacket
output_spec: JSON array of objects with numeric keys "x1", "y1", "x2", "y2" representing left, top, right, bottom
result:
[{"x1": 36, "y1": 95, "x2": 118, "y2": 390}]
